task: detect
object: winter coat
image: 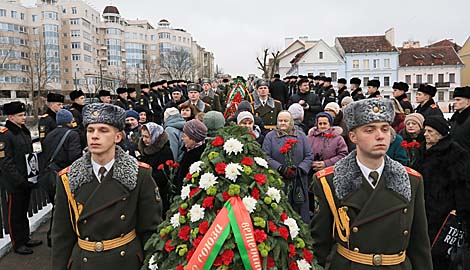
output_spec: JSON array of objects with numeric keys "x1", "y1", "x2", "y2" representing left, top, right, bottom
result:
[
  {"x1": 398, "y1": 130, "x2": 424, "y2": 169},
  {"x1": 307, "y1": 126, "x2": 348, "y2": 167},
  {"x1": 39, "y1": 126, "x2": 82, "y2": 173},
  {"x1": 386, "y1": 131, "x2": 408, "y2": 166},
  {"x1": 395, "y1": 93, "x2": 413, "y2": 115},
  {"x1": 351, "y1": 88, "x2": 365, "y2": 101},
  {"x1": 175, "y1": 144, "x2": 206, "y2": 193},
  {"x1": 450, "y1": 106, "x2": 470, "y2": 152},
  {"x1": 269, "y1": 79, "x2": 289, "y2": 106},
  {"x1": 262, "y1": 128, "x2": 314, "y2": 222},
  {"x1": 69, "y1": 103, "x2": 86, "y2": 149},
  {"x1": 164, "y1": 114, "x2": 186, "y2": 163},
  {"x1": 287, "y1": 92, "x2": 322, "y2": 130},
  {"x1": 38, "y1": 108, "x2": 58, "y2": 143},
  {"x1": 415, "y1": 99, "x2": 443, "y2": 119},
  {"x1": 337, "y1": 88, "x2": 350, "y2": 106}
]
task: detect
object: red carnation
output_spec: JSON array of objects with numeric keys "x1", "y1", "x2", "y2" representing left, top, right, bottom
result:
[
  {"x1": 176, "y1": 265, "x2": 184, "y2": 270},
  {"x1": 222, "y1": 191, "x2": 231, "y2": 201},
  {"x1": 157, "y1": 164, "x2": 165, "y2": 170},
  {"x1": 289, "y1": 244, "x2": 296, "y2": 258},
  {"x1": 165, "y1": 160, "x2": 174, "y2": 166},
  {"x1": 280, "y1": 145, "x2": 290, "y2": 154},
  {"x1": 213, "y1": 256, "x2": 223, "y2": 267},
  {"x1": 202, "y1": 196, "x2": 215, "y2": 209},
  {"x1": 280, "y1": 212, "x2": 288, "y2": 221},
  {"x1": 254, "y1": 174, "x2": 267, "y2": 185},
  {"x1": 267, "y1": 257, "x2": 275, "y2": 268},
  {"x1": 278, "y1": 227, "x2": 289, "y2": 240},
  {"x1": 221, "y1": 249, "x2": 235, "y2": 265},
  {"x1": 185, "y1": 172, "x2": 192, "y2": 180},
  {"x1": 171, "y1": 162, "x2": 180, "y2": 168},
  {"x1": 241, "y1": 157, "x2": 254, "y2": 166},
  {"x1": 323, "y1": 133, "x2": 333, "y2": 138},
  {"x1": 178, "y1": 225, "x2": 191, "y2": 241},
  {"x1": 289, "y1": 261, "x2": 299, "y2": 270},
  {"x1": 254, "y1": 229, "x2": 267, "y2": 243},
  {"x1": 164, "y1": 239, "x2": 175, "y2": 252},
  {"x1": 199, "y1": 221, "x2": 209, "y2": 234},
  {"x1": 215, "y1": 162, "x2": 227, "y2": 174},
  {"x1": 400, "y1": 141, "x2": 409, "y2": 150},
  {"x1": 192, "y1": 235, "x2": 203, "y2": 248},
  {"x1": 189, "y1": 187, "x2": 200, "y2": 198},
  {"x1": 285, "y1": 138, "x2": 298, "y2": 144},
  {"x1": 268, "y1": 221, "x2": 277, "y2": 233},
  {"x1": 251, "y1": 187, "x2": 260, "y2": 200},
  {"x1": 186, "y1": 247, "x2": 196, "y2": 261},
  {"x1": 178, "y1": 207, "x2": 188, "y2": 216},
  {"x1": 303, "y1": 249, "x2": 314, "y2": 263},
  {"x1": 160, "y1": 233, "x2": 167, "y2": 239},
  {"x1": 212, "y1": 136, "x2": 224, "y2": 147}
]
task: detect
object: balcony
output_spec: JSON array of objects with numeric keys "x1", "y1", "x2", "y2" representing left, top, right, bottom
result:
[
  {"x1": 412, "y1": 83, "x2": 422, "y2": 89},
  {"x1": 435, "y1": 82, "x2": 450, "y2": 88}
]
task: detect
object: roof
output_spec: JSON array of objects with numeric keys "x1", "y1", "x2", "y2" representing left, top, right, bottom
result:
[
  {"x1": 290, "y1": 50, "x2": 309, "y2": 64},
  {"x1": 103, "y1": 6, "x2": 119, "y2": 15},
  {"x1": 336, "y1": 35, "x2": 397, "y2": 53},
  {"x1": 399, "y1": 46, "x2": 463, "y2": 67},
  {"x1": 428, "y1": 39, "x2": 462, "y2": 52}
]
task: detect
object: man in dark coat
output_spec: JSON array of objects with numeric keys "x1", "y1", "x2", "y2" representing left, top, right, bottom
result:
[
  {"x1": 69, "y1": 90, "x2": 87, "y2": 149},
  {"x1": 392, "y1": 82, "x2": 413, "y2": 115},
  {"x1": 0, "y1": 102, "x2": 43, "y2": 255},
  {"x1": 127, "y1": 88, "x2": 137, "y2": 110},
  {"x1": 253, "y1": 79, "x2": 283, "y2": 130},
  {"x1": 288, "y1": 78, "x2": 322, "y2": 131},
  {"x1": 164, "y1": 87, "x2": 186, "y2": 110},
  {"x1": 415, "y1": 84, "x2": 443, "y2": 119},
  {"x1": 98, "y1": 89, "x2": 112, "y2": 104},
  {"x1": 311, "y1": 98, "x2": 432, "y2": 269},
  {"x1": 52, "y1": 103, "x2": 162, "y2": 270},
  {"x1": 366, "y1": 79, "x2": 381, "y2": 98},
  {"x1": 449, "y1": 86, "x2": 470, "y2": 152},
  {"x1": 200, "y1": 78, "x2": 222, "y2": 112},
  {"x1": 114, "y1": 87, "x2": 130, "y2": 110},
  {"x1": 321, "y1": 77, "x2": 337, "y2": 108},
  {"x1": 39, "y1": 93, "x2": 64, "y2": 142},
  {"x1": 183, "y1": 83, "x2": 211, "y2": 113},
  {"x1": 269, "y1": 74, "x2": 289, "y2": 107},
  {"x1": 336, "y1": 78, "x2": 350, "y2": 106},
  {"x1": 138, "y1": 84, "x2": 154, "y2": 115},
  {"x1": 350, "y1": 77, "x2": 365, "y2": 101}
]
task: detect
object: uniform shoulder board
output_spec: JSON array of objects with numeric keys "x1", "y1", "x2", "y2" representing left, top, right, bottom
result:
[
  {"x1": 405, "y1": 166, "x2": 421, "y2": 178},
  {"x1": 0, "y1": 127, "x2": 8, "y2": 133},
  {"x1": 138, "y1": 162, "x2": 150, "y2": 169},
  {"x1": 403, "y1": 98, "x2": 409, "y2": 102},
  {"x1": 59, "y1": 166, "x2": 70, "y2": 176},
  {"x1": 430, "y1": 104, "x2": 437, "y2": 109},
  {"x1": 316, "y1": 166, "x2": 335, "y2": 179},
  {"x1": 41, "y1": 113, "x2": 49, "y2": 118}
]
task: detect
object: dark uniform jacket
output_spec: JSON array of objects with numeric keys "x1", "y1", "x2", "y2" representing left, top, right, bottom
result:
[
  {"x1": 253, "y1": 97, "x2": 283, "y2": 129},
  {"x1": 139, "y1": 92, "x2": 153, "y2": 114},
  {"x1": 311, "y1": 151, "x2": 432, "y2": 270},
  {"x1": 415, "y1": 99, "x2": 443, "y2": 119},
  {"x1": 151, "y1": 90, "x2": 170, "y2": 124},
  {"x1": 200, "y1": 89, "x2": 222, "y2": 112},
  {"x1": 0, "y1": 121, "x2": 33, "y2": 192},
  {"x1": 351, "y1": 88, "x2": 366, "y2": 101},
  {"x1": 367, "y1": 91, "x2": 381, "y2": 99},
  {"x1": 114, "y1": 97, "x2": 130, "y2": 110},
  {"x1": 39, "y1": 108, "x2": 58, "y2": 141},
  {"x1": 39, "y1": 126, "x2": 82, "y2": 172},
  {"x1": 322, "y1": 85, "x2": 337, "y2": 108},
  {"x1": 396, "y1": 94, "x2": 413, "y2": 115},
  {"x1": 70, "y1": 103, "x2": 86, "y2": 150},
  {"x1": 269, "y1": 79, "x2": 289, "y2": 106},
  {"x1": 449, "y1": 106, "x2": 470, "y2": 152},
  {"x1": 52, "y1": 146, "x2": 162, "y2": 270},
  {"x1": 288, "y1": 91, "x2": 322, "y2": 130},
  {"x1": 127, "y1": 97, "x2": 136, "y2": 110},
  {"x1": 337, "y1": 88, "x2": 350, "y2": 106}
]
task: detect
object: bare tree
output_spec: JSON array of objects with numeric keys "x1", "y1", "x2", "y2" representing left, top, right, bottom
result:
[
  {"x1": 160, "y1": 48, "x2": 193, "y2": 80},
  {"x1": 256, "y1": 48, "x2": 281, "y2": 79},
  {"x1": 141, "y1": 56, "x2": 159, "y2": 84}
]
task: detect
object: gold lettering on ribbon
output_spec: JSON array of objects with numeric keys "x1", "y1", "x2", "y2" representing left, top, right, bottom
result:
[
  {"x1": 197, "y1": 224, "x2": 223, "y2": 264},
  {"x1": 241, "y1": 222, "x2": 262, "y2": 269}
]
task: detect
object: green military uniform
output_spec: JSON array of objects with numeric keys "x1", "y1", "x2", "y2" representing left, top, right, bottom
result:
[
  {"x1": 311, "y1": 149, "x2": 432, "y2": 270},
  {"x1": 200, "y1": 89, "x2": 222, "y2": 112},
  {"x1": 185, "y1": 100, "x2": 211, "y2": 114},
  {"x1": 52, "y1": 146, "x2": 162, "y2": 270},
  {"x1": 253, "y1": 97, "x2": 283, "y2": 129}
]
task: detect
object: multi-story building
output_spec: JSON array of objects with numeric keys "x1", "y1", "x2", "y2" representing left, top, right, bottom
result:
[
  {"x1": 278, "y1": 37, "x2": 318, "y2": 78},
  {"x1": 459, "y1": 37, "x2": 470, "y2": 87}
]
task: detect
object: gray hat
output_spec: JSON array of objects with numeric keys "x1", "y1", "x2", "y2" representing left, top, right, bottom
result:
[
  {"x1": 237, "y1": 111, "x2": 254, "y2": 124},
  {"x1": 83, "y1": 103, "x2": 126, "y2": 131},
  {"x1": 288, "y1": 103, "x2": 304, "y2": 121},
  {"x1": 187, "y1": 83, "x2": 202, "y2": 92},
  {"x1": 183, "y1": 119, "x2": 207, "y2": 142},
  {"x1": 201, "y1": 78, "x2": 211, "y2": 85},
  {"x1": 343, "y1": 98, "x2": 395, "y2": 130},
  {"x1": 202, "y1": 111, "x2": 225, "y2": 137}
]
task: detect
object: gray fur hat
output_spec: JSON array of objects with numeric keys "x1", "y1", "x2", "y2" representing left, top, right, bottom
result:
[
  {"x1": 343, "y1": 98, "x2": 395, "y2": 130},
  {"x1": 83, "y1": 103, "x2": 126, "y2": 131}
]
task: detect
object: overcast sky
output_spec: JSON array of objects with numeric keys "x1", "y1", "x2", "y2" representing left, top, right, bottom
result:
[{"x1": 23, "y1": 0, "x2": 470, "y2": 77}]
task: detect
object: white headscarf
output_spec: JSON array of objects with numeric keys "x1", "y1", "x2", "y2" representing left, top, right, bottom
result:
[{"x1": 143, "y1": 122, "x2": 164, "y2": 145}]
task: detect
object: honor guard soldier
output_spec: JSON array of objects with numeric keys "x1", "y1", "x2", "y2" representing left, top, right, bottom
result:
[
  {"x1": 98, "y1": 90, "x2": 112, "y2": 104},
  {"x1": 311, "y1": 98, "x2": 432, "y2": 269},
  {"x1": 253, "y1": 79, "x2": 282, "y2": 130},
  {"x1": 392, "y1": 82, "x2": 413, "y2": 115},
  {"x1": 0, "y1": 102, "x2": 43, "y2": 255},
  {"x1": 139, "y1": 84, "x2": 154, "y2": 114},
  {"x1": 337, "y1": 78, "x2": 350, "y2": 106},
  {"x1": 450, "y1": 86, "x2": 470, "y2": 152},
  {"x1": 321, "y1": 77, "x2": 337, "y2": 108},
  {"x1": 200, "y1": 78, "x2": 222, "y2": 112},
  {"x1": 183, "y1": 83, "x2": 211, "y2": 113},
  {"x1": 52, "y1": 103, "x2": 162, "y2": 270},
  {"x1": 39, "y1": 93, "x2": 64, "y2": 142},
  {"x1": 350, "y1": 77, "x2": 365, "y2": 101},
  {"x1": 127, "y1": 88, "x2": 137, "y2": 110},
  {"x1": 415, "y1": 84, "x2": 444, "y2": 119},
  {"x1": 366, "y1": 79, "x2": 381, "y2": 98},
  {"x1": 114, "y1": 87, "x2": 130, "y2": 110},
  {"x1": 69, "y1": 90, "x2": 87, "y2": 149}
]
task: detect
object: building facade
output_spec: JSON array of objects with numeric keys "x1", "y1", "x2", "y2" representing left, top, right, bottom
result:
[{"x1": 459, "y1": 37, "x2": 470, "y2": 87}]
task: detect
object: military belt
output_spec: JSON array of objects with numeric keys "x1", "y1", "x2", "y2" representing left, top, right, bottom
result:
[
  {"x1": 77, "y1": 229, "x2": 136, "y2": 252},
  {"x1": 337, "y1": 244, "x2": 406, "y2": 266}
]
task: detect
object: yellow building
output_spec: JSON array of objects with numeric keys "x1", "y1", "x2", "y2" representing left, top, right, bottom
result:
[{"x1": 460, "y1": 37, "x2": 470, "y2": 86}]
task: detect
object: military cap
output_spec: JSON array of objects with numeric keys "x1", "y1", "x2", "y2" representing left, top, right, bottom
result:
[
  {"x1": 201, "y1": 78, "x2": 211, "y2": 85},
  {"x1": 313, "y1": 75, "x2": 321, "y2": 80},
  {"x1": 3, "y1": 101, "x2": 26, "y2": 115},
  {"x1": 337, "y1": 78, "x2": 347, "y2": 84},
  {"x1": 150, "y1": 82, "x2": 158, "y2": 88},
  {"x1": 98, "y1": 89, "x2": 111, "y2": 97},
  {"x1": 398, "y1": 82, "x2": 409, "y2": 92},
  {"x1": 47, "y1": 93, "x2": 65, "y2": 103},
  {"x1": 343, "y1": 98, "x2": 395, "y2": 130},
  {"x1": 160, "y1": 80, "x2": 167, "y2": 84},
  {"x1": 297, "y1": 78, "x2": 309, "y2": 86},
  {"x1": 367, "y1": 79, "x2": 380, "y2": 88},
  {"x1": 69, "y1": 90, "x2": 85, "y2": 101},
  {"x1": 168, "y1": 80, "x2": 175, "y2": 85},
  {"x1": 319, "y1": 76, "x2": 327, "y2": 82},
  {"x1": 187, "y1": 83, "x2": 202, "y2": 92},
  {"x1": 324, "y1": 77, "x2": 332, "y2": 83},
  {"x1": 392, "y1": 82, "x2": 400, "y2": 89},
  {"x1": 307, "y1": 75, "x2": 314, "y2": 80},
  {"x1": 350, "y1": 77, "x2": 362, "y2": 85},
  {"x1": 83, "y1": 103, "x2": 126, "y2": 131},
  {"x1": 417, "y1": 84, "x2": 437, "y2": 97},
  {"x1": 274, "y1": 74, "x2": 281, "y2": 79},
  {"x1": 140, "y1": 84, "x2": 149, "y2": 89},
  {"x1": 453, "y1": 86, "x2": 470, "y2": 99},
  {"x1": 170, "y1": 86, "x2": 182, "y2": 93},
  {"x1": 222, "y1": 78, "x2": 229, "y2": 83},
  {"x1": 255, "y1": 79, "x2": 269, "y2": 89},
  {"x1": 116, "y1": 87, "x2": 127, "y2": 94},
  {"x1": 291, "y1": 76, "x2": 298, "y2": 79},
  {"x1": 127, "y1": 88, "x2": 136, "y2": 94}
]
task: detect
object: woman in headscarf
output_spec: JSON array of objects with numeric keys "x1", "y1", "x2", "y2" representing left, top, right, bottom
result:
[
  {"x1": 262, "y1": 111, "x2": 313, "y2": 222},
  {"x1": 138, "y1": 122, "x2": 174, "y2": 214}
]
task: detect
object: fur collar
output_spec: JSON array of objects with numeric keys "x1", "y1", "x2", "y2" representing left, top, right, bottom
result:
[
  {"x1": 200, "y1": 89, "x2": 216, "y2": 99},
  {"x1": 450, "y1": 106, "x2": 470, "y2": 125},
  {"x1": 253, "y1": 96, "x2": 275, "y2": 109},
  {"x1": 416, "y1": 99, "x2": 437, "y2": 112},
  {"x1": 138, "y1": 132, "x2": 169, "y2": 155},
  {"x1": 5, "y1": 120, "x2": 30, "y2": 135},
  {"x1": 68, "y1": 146, "x2": 138, "y2": 192},
  {"x1": 333, "y1": 150, "x2": 411, "y2": 202}
]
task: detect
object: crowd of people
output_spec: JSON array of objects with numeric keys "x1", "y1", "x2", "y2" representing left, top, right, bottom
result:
[{"x1": 0, "y1": 74, "x2": 469, "y2": 270}]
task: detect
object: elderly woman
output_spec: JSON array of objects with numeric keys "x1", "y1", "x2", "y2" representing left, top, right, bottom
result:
[
  {"x1": 307, "y1": 112, "x2": 348, "y2": 172},
  {"x1": 415, "y1": 115, "x2": 470, "y2": 270},
  {"x1": 288, "y1": 103, "x2": 306, "y2": 133},
  {"x1": 399, "y1": 113, "x2": 425, "y2": 168},
  {"x1": 262, "y1": 111, "x2": 314, "y2": 222},
  {"x1": 237, "y1": 111, "x2": 264, "y2": 145}
]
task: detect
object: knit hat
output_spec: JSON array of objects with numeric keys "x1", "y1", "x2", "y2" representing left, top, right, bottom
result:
[
  {"x1": 143, "y1": 122, "x2": 164, "y2": 145},
  {"x1": 324, "y1": 102, "x2": 340, "y2": 116},
  {"x1": 3, "y1": 101, "x2": 26, "y2": 115},
  {"x1": 288, "y1": 103, "x2": 304, "y2": 121},
  {"x1": 341, "y1": 96, "x2": 354, "y2": 106},
  {"x1": 203, "y1": 111, "x2": 225, "y2": 137},
  {"x1": 404, "y1": 113, "x2": 425, "y2": 129},
  {"x1": 237, "y1": 100, "x2": 253, "y2": 113},
  {"x1": 183, "y1": 119, "x2": 207, "y2": 142},
  {"x1": 316, "y1": 112, "x2": 334, "y2": 126},
  {"x1": 125, "y1": 110, "x2": 139, "y2": 120},
  {"x1": 237, "y1": 111, "x2": 254, "y2": 124},
  {"x1": 424, "y1": 115, "x2": 450, "y2": 136},
  {"x1": 56, "y1": 109, "x2": 74, "y2": 125},
  {"x1": 164, "y1": 107, "x2": 180, "y2": 122},
  {"x1": 83, "y1": 103, "x2": 126, "y2": 131},
  {"x1": 343, "y1": 98, "x2": 395, "y2": 130}
]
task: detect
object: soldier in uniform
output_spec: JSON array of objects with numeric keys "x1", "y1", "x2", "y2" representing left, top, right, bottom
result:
[
  {"x1": 392, "y1": 82, "x2": 413, "y2": 115},
  {"x1": 350, "y1": 77, "x2": 365, "y2": 101},
  {"x1": 69, "y1": 90, "x2": 87, "y2": 149},
  {"x1": 98, "y1": 90, "x2": 112, "y2": 104},
  {"x1": 449, "y1": 86, "x2": 470, "y2": 152},
  {"x1": 252, "y1": 79, "x2": 282, "y2": 130},
  {"x1": 114, "y1": 87, "x2": 130, "y2": 110},
  {"x1": 182, "y1": 83, "x2": 211, "y2": 113},
  {"x1": 0, "y1": 102, "x2": 43, "y2": 255},
  {"x1": 39, "y1": 93, "x2": 64, "y2": 142},
  {"x1": 52, "y1": 103, "x2": 162, "y2": 270},
  {"x1": 164, "y1": 87, "x2": 185, "y2": 111},
  {"x1": 200, "y1": 78, "x2": 222, "y2": 112},
  {"x1": 321, "y1": 77, "x2": 337, "y2": 108},
  {"x1": 311, "y1": 98, "x2": 432, "y2": 269},
  {"x1": 211, "y1": 79, "x2": 227, "y2": 109},
  {"x1": 337, "y1": 78, "x2": 350, "y2": 106},
  {"x1": 415, "y1": 84, "x2": 443, "y2": 119},
  {"x1": 127, "y1": 88, "x2": 137, "y2": 110},
  {"x1": 366, "y1": 79, "x2": 381, "y2": 98}
]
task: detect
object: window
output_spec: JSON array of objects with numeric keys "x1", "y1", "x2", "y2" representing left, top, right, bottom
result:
[
  {"x1": 384, "y1": 59, "x2": 390, "y2": 68},
  {"x1": 416, "y1": 74, "x2": 422, "y2": 84},
  {"x1": 438, "y1": 91, "x2": 444, "y2": 102},
  {"x1": 72, "y1": 54, "x2": 80, "y2": 61},
  {"x1": 71, "y1": 30, "x2": 80, "y2": 37},
  {"x1": 373, "y1": 59, "x2": 380, "y2": 69},
  {"x1": 0, "y1": 9, "x2": 6, "y2": 17},
  {"x1": 150, "y1": 45, "x2": 157, "y2": 50},
  {"x1": 352, "y1": 60, "x2": 359, "y2": 69},
  {"x1": 32, "y1": 14, "x2": 38, "y2": 22},
  {"x1": 331, "y1": 72, "x2": 337, "y2": 82},
  {"x1": 384, "y1": 76, "x2": 390, "y2": 87},
  {"x1": 373, "y1": 76, "x2": 379, "y2": 81},
  {"x1": 70, "y1": 18, "x2": 80, "y2": 25},
  {"x1": 427, "y1": 74, "x2": 433, "y2": 84},
  {"x1": 11, "y1": 11, "x2": 17, "y2": 19},
  {"x1": 71, "y1": 42, "x2": 80, "y2": 49},
  {"x1": 20, "y1": 13, "x2": 24, "y2": 20},
  {"x1": 319, "y1": 52, "x2": 323, "y2": 59},
  {"x1": 405, "y1": 75, "x2": 411, "y2": 84},
  {"x1": 438, "y1": 74, "x2": 444, "y2": 83},
  {"x1": 363, "y1": 77, "x2": 369, "y2": 86},
  {"x1": 83, "y1": 43, "x2": 92, "y2": 52},
  {"x1": 42, "y1": 11, "x2": 58, "y2": 20},
  {"x1": 363, "y1": 59, "x2": 369, "y2": 69},
  {"x1": 84, "y1": 54, "x2": 92, "y2": 63},
  {"x1": 319, "y1": 72, "x2": 325, "y2": 76},
  {"x1": 449, "y1": 73, "x2": 455, "y2": 83},
  {"x1": 72, "y1": 7, "x2": 77, "y2": 14}
]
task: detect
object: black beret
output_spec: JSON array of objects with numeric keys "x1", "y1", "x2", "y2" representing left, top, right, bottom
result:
[
  {"x1": 69, "y1": 90, "x2": 85, "y2": 101},
  {"x1": 337, "y1": 78, "x2": 347, "y2": 84},
  {"x1": 417, "y1": 84, "x2": 437, "y2": 97},
  {"x1": 99, "y1": 90, "x2": 111, "y2": 97},
  {"x1": 116, "y1": 87, "x2": 127, "y2": 94},
  {"x1": 150, "y1": 82, "x2": 158, "y2": 88},
  {"x1": 140, "y1": 84, "x2": 149, "y2": 89},
  {"x1": 453, "y1": 86, "x2": 470, "y2": 99},
  {"x1": 255, "y1": 79, "x2": 269, "y2": 89},
  {"x1": 367, "y1": 79, "x2": 380, "y2": 88},
  {"x1": 324, "y1": 77, "x2": 332, "y2": 83},
  {"x1": 424, "y1": 115, "x2": 450, "y2": 136},
  {"x1": 297, "y1": 78, "x2": 309, "y2": 86},
  {"x1": 3, "y1": 101, "x2": 26, "y2": 115},
  {"x1": 127, "y1": 88, "x2": 136, "y2": 94},
  {"x1": 350, "y1": 77, "x2": 362, "y2": 85},
  {"x1": 47, "y1": 93, "x2": 64, "y2": 103},
  {"x1": 187, "y1": 83, "x2": 201, "y2": 92}
]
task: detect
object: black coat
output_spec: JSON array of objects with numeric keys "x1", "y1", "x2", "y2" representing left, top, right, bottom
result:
[
  {"x1": 351, "y1": 88, "x2": 365, "y2": 101},
  {"x1": 269, "y1": 79, "x2": 289, "y2": 106},
  {"x1": 39, "y1": 126, "x2": 82, "y2": 172},
  {"x1": 450, "y1": 106, "x2": 470, "y2": 153},
  {"x1": 114, "y1": 97, "x2": 130, "y2": 110},
  {"x1": 415, "y1": 99, "x2": 443, "y2": 119},
  {"x1": 337, "y1": 87, "x2": 350, "y2": 106},
  {"x1": 396, "y1": 93, "x2": 413, "y2": 115},
  {"x1": 175, "y1": 144, "x2": 205, "y2": 193},
  {"x1": 38, "y1": 108, "x2": 57, "y2": 141},
  {"x1": 321, "y1": 86, "x2": 337, "y2": 108},
  {"x1": 69, "y1": 103, "x2": 86, "y2": 149},
  {"x1": 367, "y1": 90, "x2": 381, "y2": 98},
  {"x1": 288, "y1": 91, "x2": 322, "y2": 130}
]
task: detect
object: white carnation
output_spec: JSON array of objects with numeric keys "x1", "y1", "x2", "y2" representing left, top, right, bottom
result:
[
  {"x1": 181, "y1": 184, "x2": 191, "y2": 200},
  {"x1": 225, "y1": 163, "x2": 243, "y2": 182},
  {"x1": 284, "y1": 217, "x2": 300, "y2": 239},
  {"x1": 199, "y1": 173, "x2": 218, "y2": 190},
  {"x1": 170, "y1": 213, "x2": 180, "y2": 228},
  {"x1": 266, "y1": 187, "x2": 281, "y2": 203},
  {"x1": 223, "y1": 138, "x2": 244, "y2": 155},
  {"x1": 242, "y1": 196, "x2": 257, "y2": 213},
  {"x1": 254, "y1": 157, "x2": 268, "y2": 168},
  {"x1": 189, "y1": 161, "x2": 204, "y2": 174},
  {"x1": 148, "y1": 254, "x2": 158, "y2": 270},
  {"x1": 189, "y1": 204, "x2": 205, "y2": 223},
  {"x1": 297, "y1": 259, "x2": 312, "y2": 270}
]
